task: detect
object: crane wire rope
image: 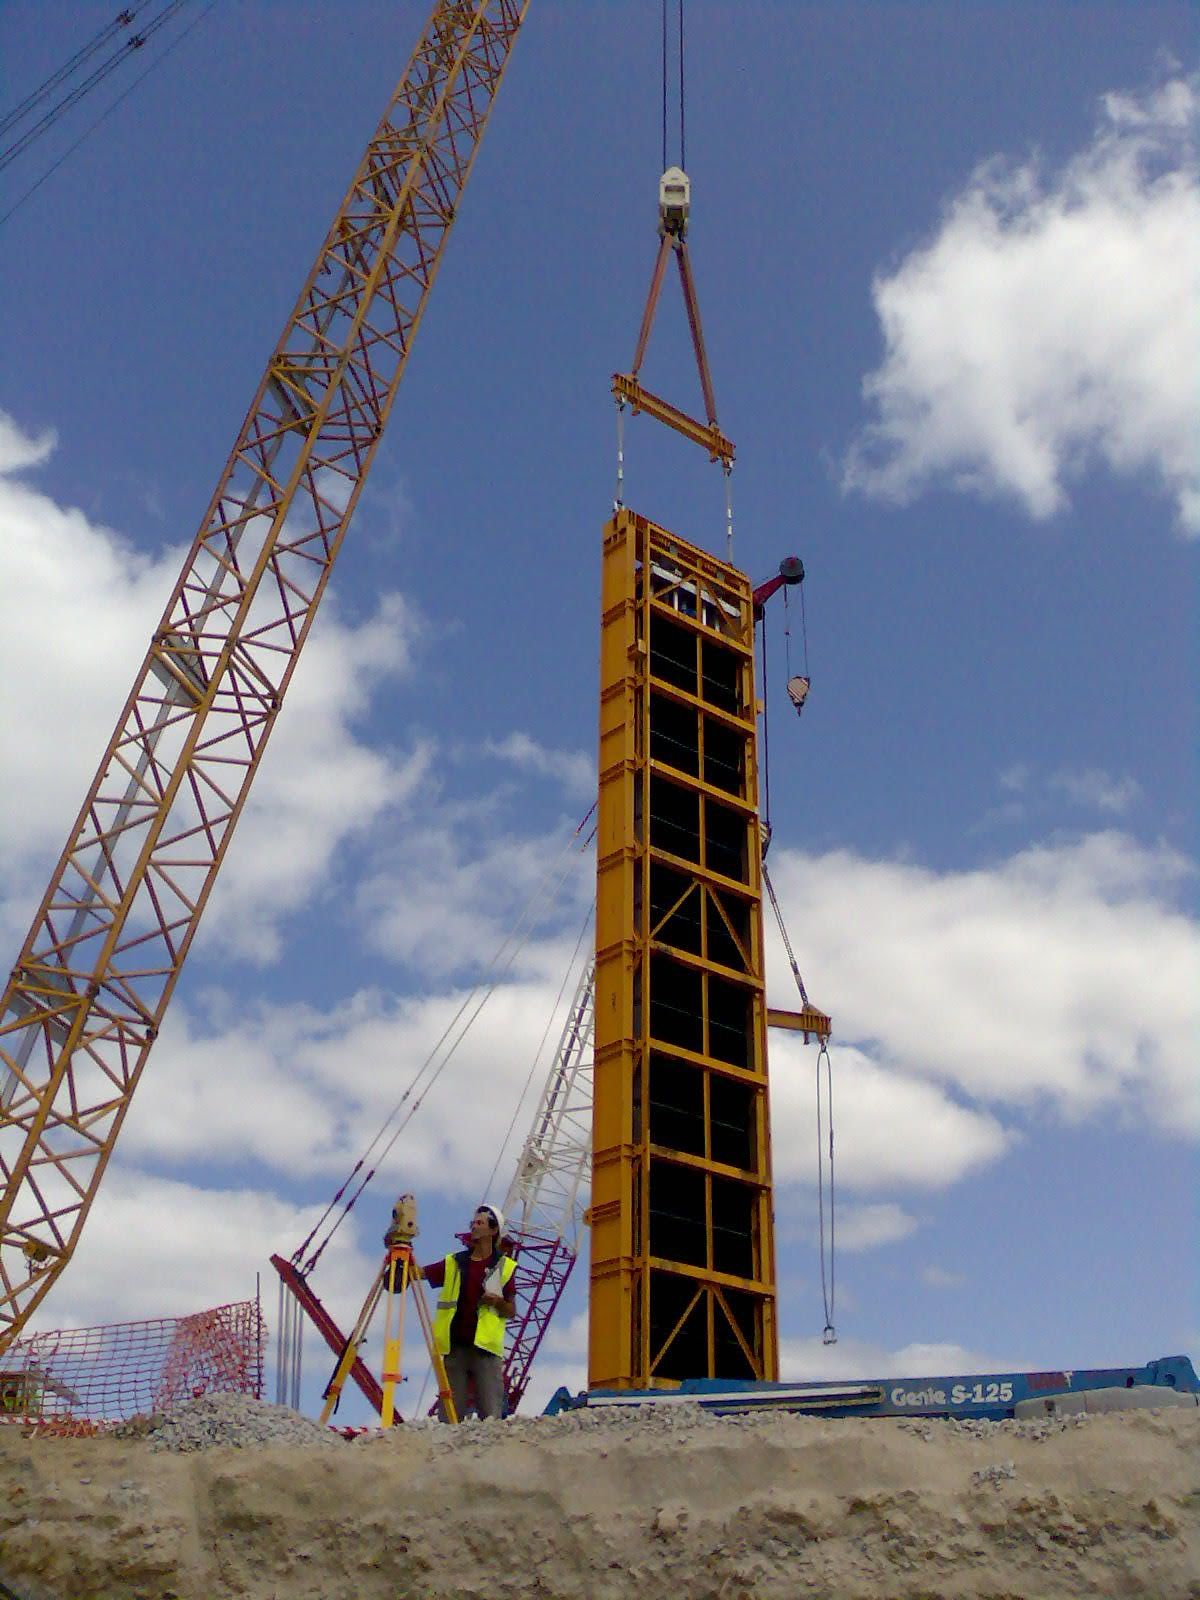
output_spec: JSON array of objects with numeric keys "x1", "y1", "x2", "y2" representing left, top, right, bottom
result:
[
  {"x1": 483, "y1": 899, "x2": 595, "y2": 1202},
  {"x1": 0, "y1": 0, "x2": 193, "y2": 177},
  {"x1": 0, "y1": 2, "x2": 155, "y2": 143},
  {"x1": 762, "y1": 858, "x2": 837, "y2": 1341},
  {"x1": 0, "y1": 0, "x2": 219, "y2": 229},
  {"x1": 659, "y1": 0, "x2": 687, "y2": 169},
  {"x1": 760, "y1": 608, "x2": 772, "y2": 838},
  {"x1": 294, "y1": 803, "x2": 597, "y2": 1275},
  {"x1": 816, "y1": 1040, "x2": 836, "y2": 1344}
]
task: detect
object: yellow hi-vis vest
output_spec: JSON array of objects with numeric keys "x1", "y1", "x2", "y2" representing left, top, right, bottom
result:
[{"x1": 433, "y1": 1251, "x2": 516, "y2": 1358}]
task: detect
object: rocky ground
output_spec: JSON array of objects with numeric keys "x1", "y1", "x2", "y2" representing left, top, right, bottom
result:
[{"x1": 0, "y1": 1394, "x2": 1196, "y2": 1599}]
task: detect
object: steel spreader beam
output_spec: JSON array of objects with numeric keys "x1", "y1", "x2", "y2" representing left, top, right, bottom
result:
[{"x1": 0, "y1": 0, "x2": 529, "y2": 1351}]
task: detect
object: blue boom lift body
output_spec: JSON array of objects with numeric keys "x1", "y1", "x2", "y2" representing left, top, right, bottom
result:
[{"x1": 544, "y1": 1354, "x2": 1199, "y2": 1421}]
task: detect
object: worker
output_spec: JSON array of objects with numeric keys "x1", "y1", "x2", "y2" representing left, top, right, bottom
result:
[{"x1": 421, "y1": 1204, "x2": 517, "y2": 1421}]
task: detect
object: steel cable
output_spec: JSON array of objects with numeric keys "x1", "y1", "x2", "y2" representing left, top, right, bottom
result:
[
  {"x1": 0, "y1": 0, "x2": 219, "y2": 229},
  {"x1": 0, "y1": 3, "x2": 154, "y2": 142},
  {"x1": 0, "y1": 0, "x2": 191, "y2": 177}
]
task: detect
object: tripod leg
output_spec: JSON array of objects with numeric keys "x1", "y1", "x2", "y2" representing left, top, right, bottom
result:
[
  {"x1": 318, "y1": 1266, "x2": 385, "y2": 1427},
  {"x1": 379, "y1": 1252, "x2": 409, "y2": 1428},
  {"x1": 412, "y1": 1275, "x2": 458, "y2": 1424}
]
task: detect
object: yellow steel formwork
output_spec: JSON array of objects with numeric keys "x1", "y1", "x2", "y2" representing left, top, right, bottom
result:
[{"x1": 589, "y1": 509, "x2": 778, "y2": 1390}]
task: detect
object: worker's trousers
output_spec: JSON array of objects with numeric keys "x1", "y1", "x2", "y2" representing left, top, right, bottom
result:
[{"x1": 441, "y1": 1343, "x2": 505, "y2": 1421}]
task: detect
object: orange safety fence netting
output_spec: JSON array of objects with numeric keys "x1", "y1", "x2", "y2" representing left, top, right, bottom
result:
[{"x1": 0, "y1": 1298, "x2": 265, "y2": 1434}]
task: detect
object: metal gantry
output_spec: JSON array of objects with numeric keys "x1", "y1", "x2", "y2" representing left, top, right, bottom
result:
[{"x1": 0, "y1": 0, "x2": 530, "y2": 1351}]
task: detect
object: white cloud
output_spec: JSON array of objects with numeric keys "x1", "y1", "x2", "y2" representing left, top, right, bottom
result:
[
  {"x1": 835, "y1": 1203, "x2": 919, "y2": 1252},
  {"x1": 769, "y1": 1042, "x2": 1008, "y2": 1191},
  {"x1": 1049, "y1": 766, "x2": 1141, "y2": 815},
  {"x1": 778, "y1": 1333, "x2": 1026, "y2": 1383},
  {"x1": 26, "y1": 1168, "x2": 375, "y2": 1334},
  {"x1": 766, "y1": 830, "x2": 1200, "y2": 1134},
  {"x1": 359, "y1": 815, "x2": 593, "y2": 980},
  {"x1": 0, "y1": 413, "x2": 55, "y2": 474},
  {"x1": 0, "y1": 411, "x2": 425, "y2": 963},
  {"x1": 483, "y1": 732, "x2": 595, "y2": 798},
  {"x1": 118, "y1": 935, "x2": 589, "y2": 1202},
  {"x1": 844, "y1": 71, "x2": 1200, "y2": 534},
  {"x1": 920, "y1": 1264, "x2": 966, "y2": 1289}
]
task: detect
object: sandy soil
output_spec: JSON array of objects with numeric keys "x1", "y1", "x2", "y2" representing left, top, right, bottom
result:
[{"x1": 0, "y1": 1405, "x2": 1196, "y2": 1600}]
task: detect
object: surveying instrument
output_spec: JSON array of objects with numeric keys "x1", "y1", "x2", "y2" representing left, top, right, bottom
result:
[{"x1": 318, "y1": 1192, "x2": 458, "y2": 1427}]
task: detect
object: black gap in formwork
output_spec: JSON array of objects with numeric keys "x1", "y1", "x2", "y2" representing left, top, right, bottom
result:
[
  {"x1": 650, "y1": 1271, "x2": 708, "y2": 1381},
  {"x1": 650, "y1": 862, "x2": 701, "y2": 955},
  {"x1": 649, "y1": 1157, "x2": 706, "y2": 1269},
  {"x1": 649, "y1": 951, "x2": 703, "y2": 1054},
  {"x1": 714, "y1": 1287, "x2": 760, "y2": 1380},
  {"x1": 650, "y1": 774, "x2": 700, "y2": 864},
  {"x1": 649, "y1": 1050, "x2": 706, "y2": 1158},
  {"x1": 650, "y1": 613, "x2": 698, "y2": 694},
  {"x1": 701, "y1": 637, "x2": 741, "y2": 713}
]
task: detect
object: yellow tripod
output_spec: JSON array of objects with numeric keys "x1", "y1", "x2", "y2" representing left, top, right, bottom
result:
[{"x1": 319, "y1": 1241, "x2": 458, "y2": 1427}]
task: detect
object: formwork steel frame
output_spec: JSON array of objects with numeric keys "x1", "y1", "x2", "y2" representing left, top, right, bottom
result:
[
  {"x1": 0, "y1": 0, "x2": 530, "y2": 1351},
  {"x1": 590, "y1": 510, "x2": 778, "y2": 1391}
]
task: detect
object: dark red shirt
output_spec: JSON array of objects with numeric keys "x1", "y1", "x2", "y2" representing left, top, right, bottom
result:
[{"x1": 422, "y1": 1252, "x2": 495, "y2": 1349}]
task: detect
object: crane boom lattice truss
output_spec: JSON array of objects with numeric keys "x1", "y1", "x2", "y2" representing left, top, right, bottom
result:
[
  {"x1": 502, "y1": 959, "x2": 594, "y2": 1410},
  {"x1": 0, "y1": 0, "x2": 529, "y2": 1353}
]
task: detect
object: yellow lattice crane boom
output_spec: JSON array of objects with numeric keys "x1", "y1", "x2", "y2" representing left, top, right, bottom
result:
[{"x1": 0, "y1": 0, "x2": 529, "y2": 1355}]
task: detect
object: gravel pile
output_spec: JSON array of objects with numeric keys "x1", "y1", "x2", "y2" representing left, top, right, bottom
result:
[
  {"x1": 148, "y1": 1393, "x2": 345, "y2": 1453},
  {"x1": 898, "y1": 1413, "x2": 1092, "y2": 1444}
]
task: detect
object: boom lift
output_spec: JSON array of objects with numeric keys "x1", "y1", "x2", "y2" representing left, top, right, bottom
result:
[{"x1": 0, "y1": 0, "x2": 530, "y2": 1355}]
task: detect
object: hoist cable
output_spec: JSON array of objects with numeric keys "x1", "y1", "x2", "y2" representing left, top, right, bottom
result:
[
  {"x1": 759, "y1": 609, "x2": 771, "y2": 834},
  {"x1": 0, "y1": 0, "x2": 218, "y2": 230},
  {"x1": 660, "y1": 0, "x2": 668, "y2": 172},
  {"x1": 816, "y1": 1042, "x2": 836, "y2": 1343},
  {"x1": 295, "y1": 804, "x2": 597, "y2": 1273},
  {"x1": 0, "y1": 2, "x2": 154, "y2": 142},
  {"x1": 799, "y1": 577, "x2": 810, "y2": 677},
  {"x1": 762, "y1": 859, "x2": 811, "y2": 1008},
  {"x1": 302, "y1": 834, "x2": 592, "y2": 1274},
  {"x1": 0, "y1": 0, "x2": 191, "y2": 177},
  {"x1": 783, "y1": 586, "x2": 793, "y2": 679},
  {"x1": 678, "y1": 0, "x2": 686, "y2": 172},
  {"x1": 483, "y1": 899, "x2": 594, "y2": 1201}
]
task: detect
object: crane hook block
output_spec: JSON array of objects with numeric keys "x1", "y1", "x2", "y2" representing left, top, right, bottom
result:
[
  {"x1": 787, "y1": 675, "x2": 811, "y2": 716},
  {"x1": 659, "y1": 166, "x2": 690, "y2": 236}
]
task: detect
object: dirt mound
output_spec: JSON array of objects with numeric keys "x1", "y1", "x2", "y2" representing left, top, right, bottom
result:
[{"x1": 0, "y1": 1401, "x2": 1195, "y2": 1599}]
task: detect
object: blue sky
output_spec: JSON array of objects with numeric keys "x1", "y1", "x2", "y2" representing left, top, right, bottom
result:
[{"x1": 0, "y1": 1, "x2": 1196, "y2": 1420}]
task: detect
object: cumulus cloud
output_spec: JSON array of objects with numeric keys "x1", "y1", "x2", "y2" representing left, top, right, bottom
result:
[
  {"x1": 27, "y1": 1168, "x2": 376, "y2": 1333},
  {"x1": 119, "y1": 937, "x2": 590, "y2": 1202},
  {"x1": 769, "y1": 1041, "x2": 1007, "y2": 1191},
  {"x1": 0, "y1": 410, "x2": 424, "y2": 962},
  {"x1": 483, "y1": 732, "x2": 596, "y2": 798},
  {"x1": 777, "y1": 1334, "x2": 1027, "y2": 1383},
  {"x1": 1049, "y1": 766, "x2": 1141, "y2": 815},
  {"x1": 835, "y1": 1203, "x2": 919, "y2": 1252},
  {"x1": 844, "y1": 71, "x2": 1200, "y2": 533},
  {"x1": 766, "y1": 830, "x2": 1199, "y2": 1134}
]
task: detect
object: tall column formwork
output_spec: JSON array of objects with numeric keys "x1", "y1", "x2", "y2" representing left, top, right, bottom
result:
[{"x1": 588, "y1": 509, "x2": 778, "y2": 1390}]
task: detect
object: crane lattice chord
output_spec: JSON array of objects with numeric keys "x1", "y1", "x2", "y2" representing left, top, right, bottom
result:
[{"x1": 0, "y1": 0, "x2": 529, "y2": 1353}]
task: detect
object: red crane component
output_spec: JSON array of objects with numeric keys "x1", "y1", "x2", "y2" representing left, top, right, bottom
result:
[{"x1": 0, "y1": 0, "x2": 530, "y2": 1353}]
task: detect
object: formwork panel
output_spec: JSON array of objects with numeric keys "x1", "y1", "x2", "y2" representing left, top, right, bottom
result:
[{"x1": 588, "y1": 510, "x2": 778, "y2": 1390}]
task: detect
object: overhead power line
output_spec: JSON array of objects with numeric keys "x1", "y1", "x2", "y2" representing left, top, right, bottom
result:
[
  {"x1": 0, "y1": 0, "x2": 219, "y2": 230},
  {"x1": 0, "y1": 0, "x2": 191, "y2": 178},
  {"x1": 0, "y1": 3, "x2": 155, "y2": 144}
]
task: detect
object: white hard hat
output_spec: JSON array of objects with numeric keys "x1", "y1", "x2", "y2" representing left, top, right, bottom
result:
[{"x1": 478, "y1": 1203, "x2": 505, "y2": 1236}]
